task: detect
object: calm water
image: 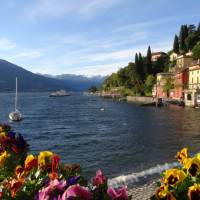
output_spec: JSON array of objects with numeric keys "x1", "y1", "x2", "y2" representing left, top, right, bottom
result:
[{"x1": 0, "y1": 92, "x2": 200, "y2": 178}]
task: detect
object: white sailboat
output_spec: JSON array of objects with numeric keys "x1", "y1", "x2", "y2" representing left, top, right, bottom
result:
[{"x1": 9, "y1": 77, "x2": 23, "y2": 121}]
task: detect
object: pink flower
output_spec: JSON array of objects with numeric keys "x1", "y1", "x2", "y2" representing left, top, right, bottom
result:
[
  {"x1": 38, "y1": 179, "x2": 66, "y2": 200},
  {"x1": 107, "y1": 186, "x2": 129, "y2": 200},
  {"x1": 92, "y1": 170, "x2": 107, "y2": 187},
  {"x1": 60, "y1": 184, "x2": 92, "y2": 200}
]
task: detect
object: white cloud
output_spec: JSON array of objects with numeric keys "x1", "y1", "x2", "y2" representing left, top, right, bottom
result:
[
  {"x1": 0, "y1": 38, "x2": 16, "y2": 50},
  {"x1": 10, "y1": 49, "x2": 42, "y2": 59},
  {"x1": 26, "y1": 0, "x2": 124, "y2": 21}
]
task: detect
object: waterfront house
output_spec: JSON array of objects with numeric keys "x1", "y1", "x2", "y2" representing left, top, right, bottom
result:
[
  {"x1": 151, "y1": 52, "x2": 168, "y2": 62},
  {"x1": 170, "y1": 68, "x2": 189, "y2": 100},
  {"x1": 184, "y1": 60, "x2": 200, "y2": 107},
  {"x1": 156, "y1": 72, "x2": 173, "y2": 98}
]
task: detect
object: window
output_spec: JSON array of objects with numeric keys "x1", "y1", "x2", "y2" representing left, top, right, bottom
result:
[
  {"x1": 192, "y1": 78, "x2": 193, "y2": 83},
  {"x1": 198, "y1": 77, "x2": 199, "y2": 84},
  {"x1": 187, "y1": 94, "x2": 192, "y2": 100}
]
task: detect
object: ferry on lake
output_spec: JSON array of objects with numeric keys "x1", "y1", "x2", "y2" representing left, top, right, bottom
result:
[{"x1": 49, "y1": 90, "x2": 70, "y2": 97}]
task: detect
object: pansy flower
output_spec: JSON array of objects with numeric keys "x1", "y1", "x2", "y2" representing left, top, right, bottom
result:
[
  {"x1": 188, "y1": 184, "x2": 200, "y2": 200},
  {"x1": 156, "y1": 185, "x2": 176, "y2": 200},
  {"x1": 184, "y1": 157, "x2": 200, "y2": 176},
  {"x1": 164, "y1": 168, "x2": 186, "y2": 186}
]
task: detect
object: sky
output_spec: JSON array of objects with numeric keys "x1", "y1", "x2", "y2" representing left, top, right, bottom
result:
[{"x1": 0, "y1": 0, "x2": 200, "y2": 76}]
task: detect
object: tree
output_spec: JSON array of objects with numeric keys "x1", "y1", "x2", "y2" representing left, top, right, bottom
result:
[
  {"x1": 138, "y1": 53, "x2": 145, "y2": 81},
  {"x1": 145, "y1": 46, "x2": 152, "y2": 75},
  {"x1": 88, "y1": 86, "x2": 98, "y2": 93},
  {"x1": 185, "y1": 33, "x2": 198, "y2": 51},
  {"x1": 135, "y1": 53, "x2": 139, "y2": 75},
  {"x1": 152, "y1": 56, "x2": 166, "y2": 75},
  {"x1": 192, "y1": 41, "x2": 200, "y2": 59},
  {"x1": 173, "y1": 35, "x2": 179, "y2": 53},
  {"x1": 144, "y1": 75, "x2": 155, "y2": 96},
  {"x1": 179, "y1": 25, "x2": 188, "y2": 54},
  {"x1": 163, "y1": 77, "x2": 174, "y2": 98}
]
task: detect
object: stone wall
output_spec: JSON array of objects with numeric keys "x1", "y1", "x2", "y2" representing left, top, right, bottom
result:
[{"x1": 126, "y1": 96, "x2": 154, "y2": 104}]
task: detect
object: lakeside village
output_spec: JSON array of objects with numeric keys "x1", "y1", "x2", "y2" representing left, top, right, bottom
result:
[{"x1": 97, "y1": 23, "x2": 200, "y2": 108}]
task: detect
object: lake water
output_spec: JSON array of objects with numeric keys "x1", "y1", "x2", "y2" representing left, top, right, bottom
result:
[{"x1": 0, "y1": 92, "x2": 200, "y2": 181}]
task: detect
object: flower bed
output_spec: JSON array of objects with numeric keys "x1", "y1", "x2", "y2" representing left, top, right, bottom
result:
[
  {"x1": 0, "y1": 124, "x2": 130, "y2": 200},
  {"x1": 151, "y1": 148, "x2": 200, "y2": 200}
]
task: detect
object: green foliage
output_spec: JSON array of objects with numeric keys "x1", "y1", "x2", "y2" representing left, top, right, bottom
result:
[
  {"x1": 102, "y1": 22, "x2": 200, "y2": 98},
  {"x1": 192, "y1": 41, "x2": 200, "y2": 59},
  {"x1": 144, "y1": 75, "x2": 155, "y2": 96},
  {"x1": 88, "y1": 86, "x2": 98, "y2": 93},
  {"x1": 163, "y1": 77, "x2": 174, "y2": 98},
  {"x1": 146, "y1": 46, "x2": 153, "y2": 75},
  {"x1": 173, "y1": 34, "x2": 179, "y2": 53},
  {"x1": 179, "y1": 25, "x2": 189, "y2": 54}
]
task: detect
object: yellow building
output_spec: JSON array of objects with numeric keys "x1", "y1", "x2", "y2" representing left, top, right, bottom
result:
[
  {"x1": 176, "y1": 55, "x2": 193, "y2": 69},
  {"x1": 170, "y1": 52, "x2": 178, "y2": 62},
  {"x1": 184, "y1": 61, "x2": 200, "y2": 107}
]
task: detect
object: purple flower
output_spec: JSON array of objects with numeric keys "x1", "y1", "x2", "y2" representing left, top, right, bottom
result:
[
  {"x1": 107, "y1": 186, "x2": 129, "y2": 200},
  {"x1": 16, "y1": 133, "x2": 27, "y2": 149},
  {"x1": 67, "y1": 176, "x2": 80, "y2": 186},
  {"x1": 7, "y1": 131, "x2": 16, "y2": 139}
]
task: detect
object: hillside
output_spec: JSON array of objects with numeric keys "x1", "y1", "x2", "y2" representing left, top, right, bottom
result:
[
  {"x1": 0, "y1": 59, "x2": 68, "y2": 92},
  {"x1": 102, "y1": 22, "x2": 200, "y2": 96},
  {"x1": 0, "y1": 59, "x2": 106, "y2": 92},
  {"x1": 41, "y1": 74, "x2": 106, "y2": 91}
]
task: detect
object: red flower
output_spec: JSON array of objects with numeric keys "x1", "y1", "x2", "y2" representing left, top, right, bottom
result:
[
  {"x1": 52, "y1": 154, "x2": 60, "y2": 173},
  {"x1": 24, "y1": 155, "x2": 38, "y2": 172}
]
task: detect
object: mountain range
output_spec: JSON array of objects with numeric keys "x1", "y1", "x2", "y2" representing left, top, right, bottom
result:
[{"x1": 0, "y1": 59, "x2": 106, "y2": 92}]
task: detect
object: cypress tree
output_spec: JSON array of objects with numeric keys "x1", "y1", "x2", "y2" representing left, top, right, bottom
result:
[
  {"x1": 179, "y1": 25, "x2": 188, "y2": 54},
  {"x1": 197, "y1": 22, "x2": 200, "y2": 40},
  {"x1": 138, "y1": 53, "x2": 145, "y2": 81},
  {"x1": 135, "y1": 53, "x2": 139, "y2": 68},
  {"x1": 146, "y1": 46, "x2": 152, "y2": 75},
  {"x1": 173, "y1": 35, "x2": 179, "y2": 53}
]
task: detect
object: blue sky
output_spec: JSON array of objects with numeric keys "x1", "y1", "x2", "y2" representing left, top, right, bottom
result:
[{"x1": 0, "y1": 0, "x2": 200, "y2": 76}]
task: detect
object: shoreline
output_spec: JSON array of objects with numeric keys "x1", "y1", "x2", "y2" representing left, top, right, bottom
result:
[{"x1": 128, "y1": 180, "x2": 157, "y2": 200}]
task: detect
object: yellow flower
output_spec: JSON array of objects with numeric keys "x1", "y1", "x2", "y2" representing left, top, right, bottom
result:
[
  {"x1": 164, "y1": 168, "x2": 186, "y2": 186},
  {"x1": 38, "y1": 151, "x2": 53, "y2": 167},
  {"x1": 188, "y1": 184, "x2": 200, "y2": 200},
  {"x1": 24, "y1": 154, "x2": 38, "y2": 171},
  {"x1": 176, "y1": 148, "x2": 188, "y2": 164},
  {"x1": 0, "y1": 151, "x2": 9, "y2": 166},
  {"x1": 184, "y1": 157, "x2": 200, "y2": 176},
  {"x1": 0, "y1": 126, "x2": 3, "y2": 132},
  {"x1": 196, "y1": 153, "x2": 200, "y2": 161},
  {"x1": 156, "y1": 185, "x2": 176, "y2": 200},
  {"x1": 15, "y1": 165, "x2": 24, "y2": 177},
  {"x1": 0, "y1": 132, "x2": 6, "y2": 138}
]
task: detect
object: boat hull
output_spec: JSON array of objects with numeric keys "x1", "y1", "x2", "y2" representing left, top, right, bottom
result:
[{"x1": 9, "y1": 111, "x2": 23, "y2": 121}]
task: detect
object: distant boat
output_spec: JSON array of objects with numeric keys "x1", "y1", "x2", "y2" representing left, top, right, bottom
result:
[
  {"x1": 49, "y1": 90, "x2": 70, "y2": 97},
  {"x1": 9, "y1": 77, "x2": 23, "y2": 121}
]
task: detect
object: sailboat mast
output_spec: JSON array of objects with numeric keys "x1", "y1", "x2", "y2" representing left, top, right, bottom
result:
[{"x1": 15, "y1": 77, "x2": 18, "y2": 111}]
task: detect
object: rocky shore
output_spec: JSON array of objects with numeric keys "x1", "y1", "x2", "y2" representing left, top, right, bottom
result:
[{"x1": 128, "y1": 181, "x2": 157, "y2": 200}]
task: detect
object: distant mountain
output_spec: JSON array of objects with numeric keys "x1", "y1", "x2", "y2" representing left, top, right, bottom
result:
[
  {"x1": 42, "y1": 74, "x2": 107, "y2": 91},
  {"x1": 0, "y1": 59, "x2": 68, "y2": 92},
  {"x1": 0, "y1": 59, "x2": 106, "y2": 92}
]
